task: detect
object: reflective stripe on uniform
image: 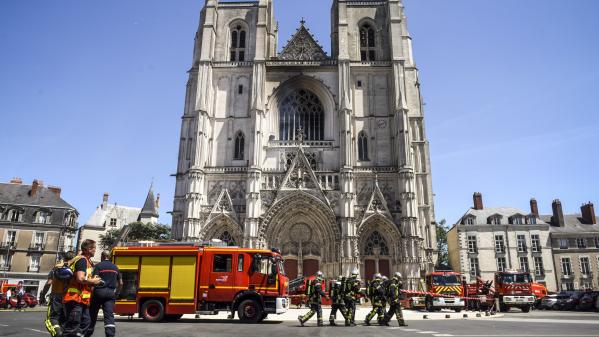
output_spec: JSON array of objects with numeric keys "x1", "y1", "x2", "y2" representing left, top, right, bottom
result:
[{"x1": 104, "y1": 324, "x2": 116, "y2": 328}]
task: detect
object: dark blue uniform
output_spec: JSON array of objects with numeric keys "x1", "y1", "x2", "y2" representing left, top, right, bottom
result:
[{"x1": 85, "y1": 261, "x2": 121, "y2": 337}]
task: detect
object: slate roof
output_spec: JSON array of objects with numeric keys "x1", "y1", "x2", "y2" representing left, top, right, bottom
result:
[
  {"x1": 540, "y1": 214, "x2": 599, "y2": 234},
  {"x1": 138, "y1": 185, "x2": 158, "y2": 219},
  {"x1": 83, "y1": 204, "x2": 141, "y2": 229},
  {"x1": 279, "y1": 21, "x2": 328, "y2": 61},
  {"x1": 457, "y1": 207, "x2": 547, "y2": 226},
  {"x1": 0, "y1": 182, "x2": 76, "y2": 210}
]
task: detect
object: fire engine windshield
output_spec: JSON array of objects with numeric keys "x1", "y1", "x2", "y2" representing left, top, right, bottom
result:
[
  {"x1": 500, "y1": 273, "x2": 531, "y2": 284},
  {"x1": 277, "y1": 259, "x2": 286, "y2": 276},
  {"x1": 432, "y1": 275, "x2": 461, "y2": 285}
]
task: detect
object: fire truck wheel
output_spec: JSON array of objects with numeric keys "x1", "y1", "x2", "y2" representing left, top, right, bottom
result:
[
  {"x1": 141, "y1": 300, "x2": 165, "y2": 322},
  {"x1": 238, "y1": 299, "x2": 263, "y2": 323},
  {"x1": 258, "y1": 313, "x2": 268, "y2": 322},
  {"x1": 454, "y1": 308, "x2": 462, "y2": 313},
  {"x1": 521, "y1": 306, "x2": 530, "y2": 313},
  {"x1": 165, "y1": 314, "x2": 183, "y2": 321}
]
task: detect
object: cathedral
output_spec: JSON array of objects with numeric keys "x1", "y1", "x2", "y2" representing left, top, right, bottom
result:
[{"x1": 171, "y1": 0, "x2": 437, "y2": 289}]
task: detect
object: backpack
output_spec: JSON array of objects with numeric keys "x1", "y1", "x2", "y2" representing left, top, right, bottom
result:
[
  {"x1": 304, "y1": 279, "x2": 314, "y2": 297},
  {"x1": 53, "y1": 265, "x2": 74, "y2": 282}
]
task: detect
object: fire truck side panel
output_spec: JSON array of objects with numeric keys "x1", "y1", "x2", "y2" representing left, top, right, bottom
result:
[
  {"x1": 114, "y1": 255, "x2": 140, "y2": 315},
  {"x1": 167, "y1": 256, "x2": 199, "y2": 314}
]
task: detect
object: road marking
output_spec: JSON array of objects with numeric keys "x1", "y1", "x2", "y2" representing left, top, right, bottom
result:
[
  {"x1": 418, "y1": 332, "x2": 439, "y2": 334},
  {"x1": 400, "y1": 328, "x2": 421, "y2": 331},
  {"x1": 0, "y1": 324, "x2": 9, "y2": 327},
  {"x1": 24, "y1": 328, "x2": 45, "y2": 334},
  {"x1": 433, "y1": 334, "x2": 454, "y2": 337},
  {"x1": 480, "y1": 318, "x2": 599, "y2": 325}
]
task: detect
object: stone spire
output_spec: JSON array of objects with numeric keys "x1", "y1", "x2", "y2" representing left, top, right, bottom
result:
[{"x1": 138, "y1": 183, "x2": 159, "y2": 224}]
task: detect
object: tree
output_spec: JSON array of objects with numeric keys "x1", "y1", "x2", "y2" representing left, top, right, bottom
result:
[
  {"x1": 436, "y1": 219, "x2": 450, "y2": 269},
  {"x1": 99, "y1": 222, "x2": 171, "y2": 250}
]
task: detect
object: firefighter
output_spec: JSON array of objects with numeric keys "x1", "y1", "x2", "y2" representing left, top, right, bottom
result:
[
  {"x1": 40, "y1": 251, "x2": 76, "y2": 337},
  {"x1": 329, "y1": 275, "x2": 349, "y2": 326},
  {"x1": 85, "y1": 251, "x2": 122, "y2": 337},
  {"x1": 380, "y1": 275, "x2": 389, "y2": 323},
  {"x1": 364, "y1": 273, "x2": 386, "y2": 325},
  {"x1": 62, "y1": 240, "x2": 103, "y2": 337},
  {"x1": 382, "y1": 272, "x2": 407, "y2": 327},
  {"x1": 298, "y1": 271, "x2": 328, "y2": 326},
  {"x1": 344, "y1": 268, "x2": 362, "y2": 326}
]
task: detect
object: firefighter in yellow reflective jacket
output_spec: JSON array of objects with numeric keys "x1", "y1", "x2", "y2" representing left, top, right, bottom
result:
[
  {"x1": 329, "y1": 275, "x2": 349, "y2": 326},
  {"x1": 382, "y1": 272, "x2": 407, "y2": 327},
  {"x1": 364, "y1": 273, "x2": 386, "y2": 325},
  {"x1": 344, "y1": 268, "x2": 363, "y2": 326},
  {"x1": 40, "y1": 251, "x2": 76, "y2": 337},
  {"x1": 298, "y1": 271, "x2": 328, "y2": 327}
]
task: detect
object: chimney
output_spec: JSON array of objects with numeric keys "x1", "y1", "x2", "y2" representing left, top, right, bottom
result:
[
  {"x1": 155, "y1": 193, "x2": 160, "y2": 211},
  {"x1": 581, "y1": 202, "x2": 596, "y2": 225},
  {"x1": 30, "y1": 179, "x2": 43, "y2": 197},
  {"x1": 473, "y1": 192, "x2": 483, "y2": 210},
  {"x1": 551, "y1": 199, "x2": 565, "y2": 227},
  {"x1": 102, "y1": 193, "x2": 109, "y2": 209},
  {"x1": 9, "y1": 177, "x2": 22, "y2": 184},
  {"x1": 48, "y1": 186, "x2": 62, "y2": 198},
  {"x1": 530, "y1": 198, "x2": 539, "y2": 218}
]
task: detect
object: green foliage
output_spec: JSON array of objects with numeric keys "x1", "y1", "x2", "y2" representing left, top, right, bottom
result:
[
  {"x1": 99, "y1": 222, "x2": 171, "y2": 250},
  {"x1": 436, "y1": 219, "x2": 450, "y2": 269}
]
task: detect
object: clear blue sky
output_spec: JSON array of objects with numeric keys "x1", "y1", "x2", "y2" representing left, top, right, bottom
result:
[{"x1": 1, "y1": 0, "x2": 598, "y2": 227}]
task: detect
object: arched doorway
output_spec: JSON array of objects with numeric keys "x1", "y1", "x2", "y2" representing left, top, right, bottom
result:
[
  {"x1": 261, "y1": 192, "x2": 339, "y2": 279},
  {"x1": 198, "y1": 215, "x2": 243, "y2": 247},
  {"x1": 358, "y1": 215, "x2": 402, "y2": 280},
  {"x1": 362, "y1": 231, "x2": 391, "y2": 280}
]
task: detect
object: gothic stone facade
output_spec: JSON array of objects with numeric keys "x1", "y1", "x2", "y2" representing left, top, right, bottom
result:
[{"x1": 171, "y1": 0, "x2": 437, "y2": 288}]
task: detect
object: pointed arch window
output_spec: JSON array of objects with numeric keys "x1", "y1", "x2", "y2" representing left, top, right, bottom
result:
[
  {"x1": 230, "y1": 25, "x2": 246, "y2": 61},
  {"x1": 360, "y1": 23, "x2": 376, "y2": 61},
  {"x1": 364, "y1": 231, "x2": 390, "y2": 256},
  {"x1": 234, "y1": 132, "x2": 245, "y2": 160},
  {"x1": 279, "y1": 89, "x2": 324, "y2": 141},
  {"x1": 358, "y1": 131, "x2": 369, "y2": 161}
]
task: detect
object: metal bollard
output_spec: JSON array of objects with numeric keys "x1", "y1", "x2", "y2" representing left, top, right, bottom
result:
[
  {"x1": 423, "y1": 315, "x2": 428, "y2": 319},
  {"x1": 476, "y1": 313, "x2": 481, "y2": 317},
  {"x1": 445, "y1": 314, "x2": 451, "y2": 319},
  {"x1": 463, "y1": 314, "x2": 468, "y2": 318}
]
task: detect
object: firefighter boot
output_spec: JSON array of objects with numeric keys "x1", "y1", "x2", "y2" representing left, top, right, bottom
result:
[
  {"x1": 317, "y1": 319, "x2": 324, "y2": 327},
  {"x1": 298, "y1": 316, "x2": 304, "y2": 327},
  {"x1": 398, "y1": 319, "x2": 408, "y2": 327}
]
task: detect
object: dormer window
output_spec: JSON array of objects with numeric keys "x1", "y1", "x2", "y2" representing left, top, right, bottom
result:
[
  {"x1": 488, "y1": 215, "x2": 502, "y2": 225},
  {"x1": 509, "y1": 215, "x2": 524, "y2": 225},
  {"x1": 527, "y1": 216, "x2": 537, "y2": 225},
  {"x1": 230, "y1": 25, "x2": 246, "y2": 62},
  {"x1": 463, "y1": 216, "x2": 476, "y2": 225},
  {"x1": 359, "y1": 23, "x2": 376, "y2": 61},
  {"x1": 34, "y1": 210, "x2": 51, "y2": 224}
]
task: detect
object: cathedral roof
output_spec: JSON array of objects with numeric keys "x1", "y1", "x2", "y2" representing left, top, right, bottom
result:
[{"x1": 279, "y1": 19, "x2": 328, "y2": 61}]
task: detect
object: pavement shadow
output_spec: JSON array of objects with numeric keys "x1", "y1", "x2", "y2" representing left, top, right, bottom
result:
[{"x1": 114, "y1": 318, "x2": 285, "y2": 325}]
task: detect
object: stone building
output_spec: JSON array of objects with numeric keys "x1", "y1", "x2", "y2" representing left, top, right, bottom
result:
[
  {"x1": 447, "y1": 193, "x2": 557, "y2": 292},
  {"x1": 542, "y1": 200, "x2": 599, "y2": 291},
  {"x1": 78, "y1": 186, "x2": 160, "y2": 262},
  {"x1": 0, "y1": 178, "x2": 78, "y2": 296},
  {"x1": 171, "y1": 0, "x2": 437, "y2": 287}
]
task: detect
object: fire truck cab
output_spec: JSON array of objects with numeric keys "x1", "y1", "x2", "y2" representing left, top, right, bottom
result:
[
  {"x1": 112, "y1": 243, "x2": 289, "y2": 323},
  {"x1": 494, "y1": 270, "x2": 535, "y2": 312},
  {"x1": 412, "y1": 271, "x2": 465, "y2": 312}
]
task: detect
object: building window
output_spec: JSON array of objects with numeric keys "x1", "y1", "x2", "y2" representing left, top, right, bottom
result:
[
  {"x1": 595, "y1": 237, "x2": 599, "y2": 249},
  {"x1": 64, "y1": 212, "x2": 77, "y2": 227},
  {"x1": 213, "y1": 254, "x2": 232, "y2": 273},
  {"x1": 580, "y1": 257, "x2": 591, "y2": 276},
  {"x1": 234, "y1": 132, "x2": 245, "y2": 160},
  {"x1": 489, "y1": 217, "x2": 501, "y2": 225},
  {"x1": 469, "y1": 258, "x2": 480, "y2": 277},
  {"x1": 577, "y1": 238, "x2": 587, "y2": 249},
  {"x1": 559, "y1": 238, "x2": 569, "y2": 250},
  {"x1": 32, "y1": 232, "x2": 44, "y2": 250},
  {"x1": 7, "y1": 209, "x2": 23, "y2": 222},
  {"x1": 5, "y1": 230, "x2": 17, "y2": 246},
  {"x1": 238, "y1": 84, "x2": 244, "y2": 95},
  {"x1": 512, "y1": 216, "x2": 524, "y2": 225},
  {"x1": 0, "y1": 254, "x2": 12, "y2": 270},
  {"x1": 465, "y1": 217, "x2": 475, "y2": 225},
  {"x1": 357, "y1": 131, "x2": 369, "y2": 161},
  {"x1": 519, "y1": 257, "x2": 529, "y2": 272},
  {"x1": 29, "y1": 255, "x2": 41, "y2": 272},
  {"x1": 359, "y1": 23, "x2": 376, "y2": 61},
  {"x1": 527, "y1": 216, "x2": 537, "y2": 225},
  {"x1": 35, "y1": 211, "x2": 51, "y2": 224},
  {"x1": 110, "y1": 218, "x2": 117, "y2": 227},
  {"x1": 230, "y1": 25, "x2": 246, "y2": 61},
  {"x1": 517, "y1": 235, "x2": 527, "y2": 253},
  {"x1": 467, "y1": 235, "x2": 478, "y2": 254},
  {"x1": 494, "y1": 235, "x2": 505, "y2": 253},
  {"x1": 356, "y1": 80, "x2": 363, "y2": 88},
  {"x1": 497, "y1": 257, "x2": 507, "y2": 272},
  {"x1": 561, "y1": 257, "x2": 572, "y2": 276},
  {"x1": 531, "y1": 234, "x2": 541, "y2": 253},
  {"x1": 279, "y1": 89, "x2": 324, "y2": 141},
  {"x1": 533, "y1": 257, "x2": 544, "y2": 276},
  {"x1": 563, "y1": 282, "x2": 574, "y2": 291}
]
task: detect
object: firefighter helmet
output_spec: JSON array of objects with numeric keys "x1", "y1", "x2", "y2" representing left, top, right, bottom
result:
[
  {"x1": 394, "y1": 272, "x2": 403, "y2": 279},
  {"x1": 315, "y1": 271, "x2": 324, "y2": 280},
  {"x1": 373, "y1": 273, "x2": 382, "y2": 280},
  {"x1": 381, "y1": 275, "x2": 388, "y2": 281},
  {"x1": 351, "y1": 268, "x2": 359, "y2": 278}
]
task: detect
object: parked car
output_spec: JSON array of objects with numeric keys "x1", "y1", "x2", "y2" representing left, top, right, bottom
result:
[
  {"x1": 578, "y1": 291, "x2": 599, "y2": 311},
  {"x1": 539, "y1": 294, "x2": 558, "y2": 310},
  {"x1": 595, "y1": 292, "x2": 599, "y2": 312},
  {"x1": 560, "y1": 292, "x2": 585, "y2": 310}
]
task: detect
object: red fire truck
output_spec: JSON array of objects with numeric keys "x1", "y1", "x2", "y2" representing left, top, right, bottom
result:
[
  {"x1": 494, "y1": 270, "x2": 535, "y2": 312},
  {"x1": 112, "y1": 243, "x2": 289, "y2": 323},
  {"x1": 411, "y1": 271, "x2": 465, "y2": 312}
]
